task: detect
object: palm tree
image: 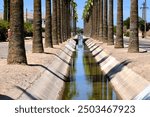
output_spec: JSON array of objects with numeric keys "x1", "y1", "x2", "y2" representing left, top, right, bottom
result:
[
  {"x1": 71, "y1": 0, "x2": 77, "y2": 36},
  {"x1": 32, "y1": 0, "x2": 44, "y2": 53},
  {"x1": 108, "y1": 0, "x2": 114, "y2": 45},
  {"x1": 99, "y1": 0, "x2": 103, "y2": 41},
  {"x1": 7, "y1": 0, "x2": 27, "y2": 64},
  {"x1": 60, "y1": 0, "x2": 64, "y2": 41},
  {"x1": 103, "y1": 0, "x2": 108, "y2": 43},
  {"x1": 7, "y1": 0, "x2": 10, "y2": 21},
  {"x1": 83, "y1": 0, "x2": 93, "y2": 36},
  {"x1": 115, "y1": 0, "x2": 124, "y2": 48},
  {"x1": 57, "y1": 0, "x2": 62, "y2": 43},
  {"x1": 3, "y1": 0, "x2": 7, "y2": 20},
  {"x1": 52, "y1": 0, "x2": 59, "y2": 44},
  {"x1": 45, "y1": 0, "x2": 53, "y2": 48},
  {"x1": 128, "y1": 0, "x2": 139, "y2": 52},
  {"x1": 3, "y1": 0, "x2": 10, "y2": 21},
  {"x1": 61, "y1": 0, "x2": 65, "y2": 41},
  {"x1": 66, "y1": 0, "x2": 71, "y2": 39}
]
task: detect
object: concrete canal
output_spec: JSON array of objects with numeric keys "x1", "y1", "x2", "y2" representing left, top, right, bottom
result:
[{"x1": 62, "y1": 36, "x2": 117, "y2": 100}]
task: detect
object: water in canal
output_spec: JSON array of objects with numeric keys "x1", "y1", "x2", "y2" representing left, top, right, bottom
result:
[{"x1": 62, "y1": 36, "x2": 117, "y2": 100}]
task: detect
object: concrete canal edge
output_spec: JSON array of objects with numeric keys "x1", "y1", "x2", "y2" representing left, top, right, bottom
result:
[
  {"x1": 85, "y1": 38, "x2": 150, "y2": 100},
  {"x1": 6, "y1": 39, "x2": 76, "y2": 100}
]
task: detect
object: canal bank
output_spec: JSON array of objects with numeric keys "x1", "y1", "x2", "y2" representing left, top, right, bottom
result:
[
  {"x1": 0, "y1": 39, "x2": 76, "y2": 100},
  {"x1": 85, "y1": 38, "x2": 150, "y2": 100},
  {"x1": 63, "y1": 36, "x2": 117, "y2": 100}
]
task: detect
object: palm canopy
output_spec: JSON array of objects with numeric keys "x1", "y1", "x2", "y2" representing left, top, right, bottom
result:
[
  {"x1": 82, "y1": 0, "x2": 93, "y2": 20},
  {"x1": 71, "y1": 0, "x2": 78, "y2": 21}
]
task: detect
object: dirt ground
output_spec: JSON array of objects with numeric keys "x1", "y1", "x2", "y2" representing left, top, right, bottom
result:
[
  {"x1": 98, "y1": 42, "x2": 150, "y2": 82},
  {"x1": 0, "y1": 40, "x2": 65, "y2": 97}
]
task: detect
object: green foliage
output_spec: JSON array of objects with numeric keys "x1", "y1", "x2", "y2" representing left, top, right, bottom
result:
[
  {"x1": 24, "y1": 22, "x2": 33, "y2": 37},
  {"x1": 114, "y1": 26, "x2": 116, "y2": 35},
  {"x1": 71, "y1": 0, "x2": 78, "y2": 21},
  {"x1": 76, "y1": 27, "x2": 83, "y2": 34},
  {"x1": 83, "y1": 0, "x2": 93, "y2": 20},
  {"x1": 123, "y1": 17, "x2": 130, "y2": 29},
  {"x1": 0, "y1": 20, "x2": 9, "y2": 41},
  {"x1": 123, "y1": 17, "x2": 149, "y2": 32}
]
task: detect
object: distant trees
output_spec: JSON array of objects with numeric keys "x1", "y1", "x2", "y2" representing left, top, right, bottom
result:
[{"x1": 83, "y1": 0, "x2": 140, "y2": 53}]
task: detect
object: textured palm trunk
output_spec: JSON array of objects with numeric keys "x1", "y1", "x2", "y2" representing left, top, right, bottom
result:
[
  {"x1": 60, "y1": 0, "x2": 64, "y2": 42},
  {"x1": 96, "y1": 0, "x2": 100, "y2": 38},
  {"x1": 57, "y1": 0, "x2": 62, "y2": 43},
  {"x1": 73, "y1": 10, "x2": 77, "y2": 36},
  {"x1": 7, "y1": 0, "x2": 10, "y2": 21},
  {"x1": 108, "y1": 0, "x2": 114, "y2": 45},
  {"x1": 128, "y1": 0, "x2": 139, "y2": 53},
  {"x1": 45, "y1": 0, "x2": 53, "y2": 48},
  {"x1": 91, "y1": 0, "x2": 96, "y2": 38},
  {"x1": 66, "y1": 1, "x2": 69, "y2": 39},
  {"x1": 63, "y1": 1, "x2": 67, "y2": 41},
  {"x1": 115, "y1": 0, "x2": 124, "y2": 48},
  {"x1": 99, "y1": 0, "x2": 103, "y2": 41},
  {"x1": 3, "y1": 0, "x2": 7, "y2": 20},
  {"x1": 103, "y1": 0, "x2": 108, "y2": 43},
  {"x1": 61, "y1": 0, "x2": 65, "y2": 41},
  {"x1": 32, "y1": 0, "x2": 44, "y2": 53},
  {"x1": 7, "y1": 0, "x2": 27, "y2": 64},
  {"x1": 67, "y1": 1, "x2": 71, "y2": 38},
  {"x1": 52, "y1": 0, "x2": 59, "y2": 45}
]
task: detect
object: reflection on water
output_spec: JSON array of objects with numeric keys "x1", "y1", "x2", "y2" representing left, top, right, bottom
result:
[{"x1": 62, "y1": 36, "x2": 117, "y2": 100}]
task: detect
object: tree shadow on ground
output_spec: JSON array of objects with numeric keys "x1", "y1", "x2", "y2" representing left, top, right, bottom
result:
[
  {"x1": 106, "y1": 60, "x2": 132, "y2": 80},
  {"x1": 28, "y1": 64, "x2": 69, "y2": 82},
  {"x1": 89, "y1": 43, "x2": 97, "y2": 49},
  {"x1": 91, "y1": 45, "x2": 100, "y2": 52},
  {"x1": 16, "y1": 86, "x2": 38, "y2": 100},
  {"x1": 93, "y1": 49, "x2": 103, "y2": 57},
  {"x1": 0, "y1": 94, "x2": 14, "y2": 100},
  {"x1": 52, "y1": 47, "x2": 72, "y2": 57},
  {"x1": 97, "y1": 56, "x2": 110, "y2": 64},
  {"x1": 44, "y1": 52, "x2": 71, "y2": 66}
]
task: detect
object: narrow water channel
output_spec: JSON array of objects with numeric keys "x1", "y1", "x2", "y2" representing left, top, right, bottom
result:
[{"x1": 62, "y1": 36, "x2": 117, "y2": 100}]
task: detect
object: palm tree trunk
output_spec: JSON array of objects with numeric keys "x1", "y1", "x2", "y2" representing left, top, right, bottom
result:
[
  {"x1": 61, "y1": 0, "x2": 65, "y2": 41},
  {"x1": 52, "y1": 0, "x2": 59, "y2": 44},
  {"x1": 108, "y1": 0, "x2": 114, "y2": 45},
  {"x1": 45, "y1": 0, "x2": 53, "y2": 48},
  {"x1": 3, "y1": 0, "x2": 7, "y2": 20},
  {"x1": 60, "y1": 0, "x2": 64, "y2": 41},
  {"x1": 32, "y1": 0, "x2": 44, "y2": 53},
  {"x1": 7, "y1": 0, "x2": 10, "y2": 21},
  {"x1": 103, "y1": 0, "x2": 108, "y2": 43},
  {"x1": 115, "y1": 0, "x2": 124, "y2": 48},
  {"x1": 63, "y1": 1, "x2": 67, "y2": 41},
  {"x1": 7, "y1": 0, "x2": 27, "y2": 64},
  {"x1": 91, "y1": 0, "x2": 95, "y2": 38},
  {"x1": 99, "y1": 0, "x2": 103, "y2": 41},
  {"x1": 57, "y1": 0, "x2": 62, "y2": 43},
  {"x1": 128, "y1": 0, "x2": 139, "y2": 53},
  {"x1": 67, "y1": 1, "x2": 71, "y2": 38}
]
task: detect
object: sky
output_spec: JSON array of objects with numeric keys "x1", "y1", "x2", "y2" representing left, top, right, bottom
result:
[{"x1": 0, "y1": 0, "x2": 150, "y2": 28}]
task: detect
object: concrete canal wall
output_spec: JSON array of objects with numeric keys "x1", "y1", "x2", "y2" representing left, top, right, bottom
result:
[
  {"x1": 15, "y1": 39, "x2": 76, "y2": 100},
  {"x1": 85, "y1": 38, "x2": 150, "y2": 100}
]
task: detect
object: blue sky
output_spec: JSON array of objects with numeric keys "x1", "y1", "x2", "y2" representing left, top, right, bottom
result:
[{"x1": 0, "y1": 0, "x2": 150, "y2": 28}]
